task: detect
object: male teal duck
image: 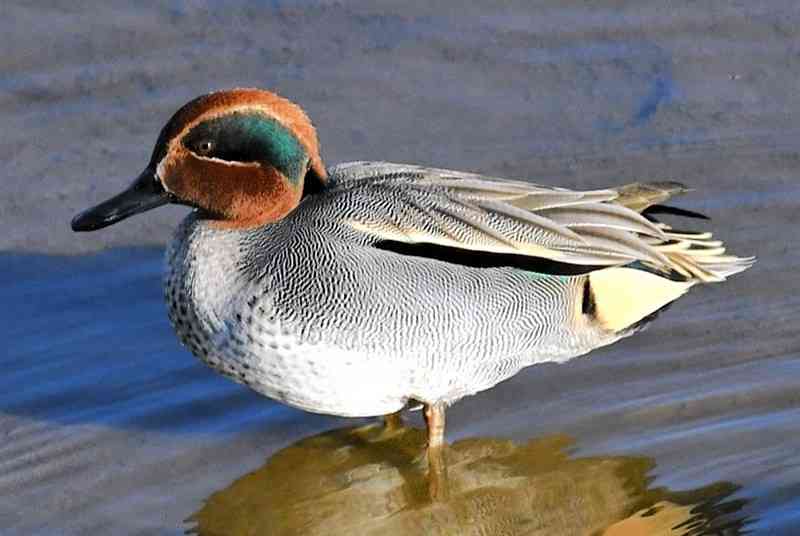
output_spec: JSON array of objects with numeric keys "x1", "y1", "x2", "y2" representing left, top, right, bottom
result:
[{"x1": 72, "y1": 88, "x2": 754, "y2": 450}]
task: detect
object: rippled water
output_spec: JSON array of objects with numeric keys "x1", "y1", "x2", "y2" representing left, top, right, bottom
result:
[
  {"x1": 2, "y1": 1, "x2": 798, "y2": 534},
  {"x1": 1, "y1": 233, "x2": 795, "y2": 534},
  {"x1": 188, "y1": 424, "x2": 748, "y2": 535}
]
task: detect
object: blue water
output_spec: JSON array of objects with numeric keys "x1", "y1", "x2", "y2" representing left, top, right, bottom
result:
[
  {"x1": 2, "y1": 1, "x2": 799, "y2": 534},
  {"x1": 1, "y1": 233, "x2": 797, "y2": 534}
]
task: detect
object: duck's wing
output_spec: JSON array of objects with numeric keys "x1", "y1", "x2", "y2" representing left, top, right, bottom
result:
[{"x1": 328, "y1": 161, "x2": 754, "y2": 283}]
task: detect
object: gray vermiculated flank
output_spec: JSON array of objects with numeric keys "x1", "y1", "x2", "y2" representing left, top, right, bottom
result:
[{"x1": 164, "y1": 163, "x2": 626, "y2": 417}]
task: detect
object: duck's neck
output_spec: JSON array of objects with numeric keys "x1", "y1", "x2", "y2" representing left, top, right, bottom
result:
[{"x1": 164, "y1": 214, "x2": 251, "y2": 333}]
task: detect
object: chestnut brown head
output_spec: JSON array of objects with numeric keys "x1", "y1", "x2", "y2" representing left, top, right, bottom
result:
[{"x1": 72, "y1": 88, "x2": 327, "y2": 232}]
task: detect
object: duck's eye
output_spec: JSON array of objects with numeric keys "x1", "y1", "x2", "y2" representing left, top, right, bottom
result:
[{"x1": 195, "y1": 139, "x2": 215, "y2": 156}]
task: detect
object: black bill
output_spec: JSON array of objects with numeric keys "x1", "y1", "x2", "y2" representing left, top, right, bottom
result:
[{"x1": 71, "y1": 167, "x2": 172, "y2": 232}]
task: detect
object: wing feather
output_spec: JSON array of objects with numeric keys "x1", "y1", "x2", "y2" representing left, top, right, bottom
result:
[
  {"x1": 330, "y1": 162, "x2": 753, "y2": 282},
  {"x1": 538, "y1": 204, "x2": 665, "y2": 237}
]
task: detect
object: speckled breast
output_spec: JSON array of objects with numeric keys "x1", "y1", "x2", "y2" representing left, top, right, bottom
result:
[
  {"x1": 162, "y1": 213, "x2": 414, "y2": 417},
  {"x1": 161, "y1": 206, "x2": 619, "y2": 418}
]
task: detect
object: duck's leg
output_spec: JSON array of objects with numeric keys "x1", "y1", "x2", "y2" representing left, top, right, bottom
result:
[
  {"x1": 382, "y1": 410, "x2": 404, "y2": 431},
  {"x1": 424, "y1": 403, "x2": 446, "y2": 448},
  {"x1": 424, "y1": 402, "x2": 449, "y2": 500}
]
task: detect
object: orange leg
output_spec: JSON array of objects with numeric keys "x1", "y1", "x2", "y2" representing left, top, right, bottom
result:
[
  {"x1": 424, "y1": 403, "x2": 449, "y2": 500},
  {"x1": 424, "y1": 403, "x2": 446, "y2": 448}
]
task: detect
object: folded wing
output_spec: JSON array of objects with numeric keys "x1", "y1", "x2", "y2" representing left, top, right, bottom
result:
[{"x1": 332, "y1": 162, "x2": 754, "y2": 283}]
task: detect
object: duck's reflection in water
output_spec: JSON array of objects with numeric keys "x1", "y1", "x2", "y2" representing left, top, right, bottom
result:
[{"x1": 187, "y1": 424, "x2": 749, "y2": 535}]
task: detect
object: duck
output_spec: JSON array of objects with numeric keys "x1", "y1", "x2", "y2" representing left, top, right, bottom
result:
[{"x1": 71, "y1": 87, "x2": 754, "y2": 453}]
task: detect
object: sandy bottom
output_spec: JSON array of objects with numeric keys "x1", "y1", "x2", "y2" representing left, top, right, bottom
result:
[{"x1": 2, "y1": 1, "x2": 799, "y2": 534}]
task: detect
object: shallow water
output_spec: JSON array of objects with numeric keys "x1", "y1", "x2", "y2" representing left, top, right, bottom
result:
[
  {"x1": 0, "y1": 236, "x2": 796, "y2": 533},
  {"x1": 188, "y1": 424, "x2": 748, "y2": 535},
  {"x1": 2, "y1": 1, "x2": 799, "y2": 534}
]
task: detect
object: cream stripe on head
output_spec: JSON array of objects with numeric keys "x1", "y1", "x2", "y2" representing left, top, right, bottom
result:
[{"x1": 153, "y1": 88, "x2": 326, "y2": 182}]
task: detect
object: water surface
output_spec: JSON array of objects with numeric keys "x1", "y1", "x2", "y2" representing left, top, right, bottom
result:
[
  {"x1": 2, "y1": 1, "x2": 798, "y2": 534},
  {"x1": 188, "y1": 424, "x2": 748, "y2": 535}
]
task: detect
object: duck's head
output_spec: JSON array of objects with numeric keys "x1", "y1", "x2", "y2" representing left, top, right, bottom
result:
[{"x1": 71, "y1": 88, "x2": 327, "y2": 232}]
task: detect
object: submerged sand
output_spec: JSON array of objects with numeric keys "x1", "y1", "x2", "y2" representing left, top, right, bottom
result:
[{"x1": 2, "y1": 1, "x2": 799, "y2": 534}]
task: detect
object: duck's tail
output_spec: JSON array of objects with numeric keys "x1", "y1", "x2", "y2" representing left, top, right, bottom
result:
[
  {"x1": 612, "y1": 181, "x2": 755, "y2": 283},
  {"x1": 584, "y1": 181, "x2": 754, "y2": 334}
]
